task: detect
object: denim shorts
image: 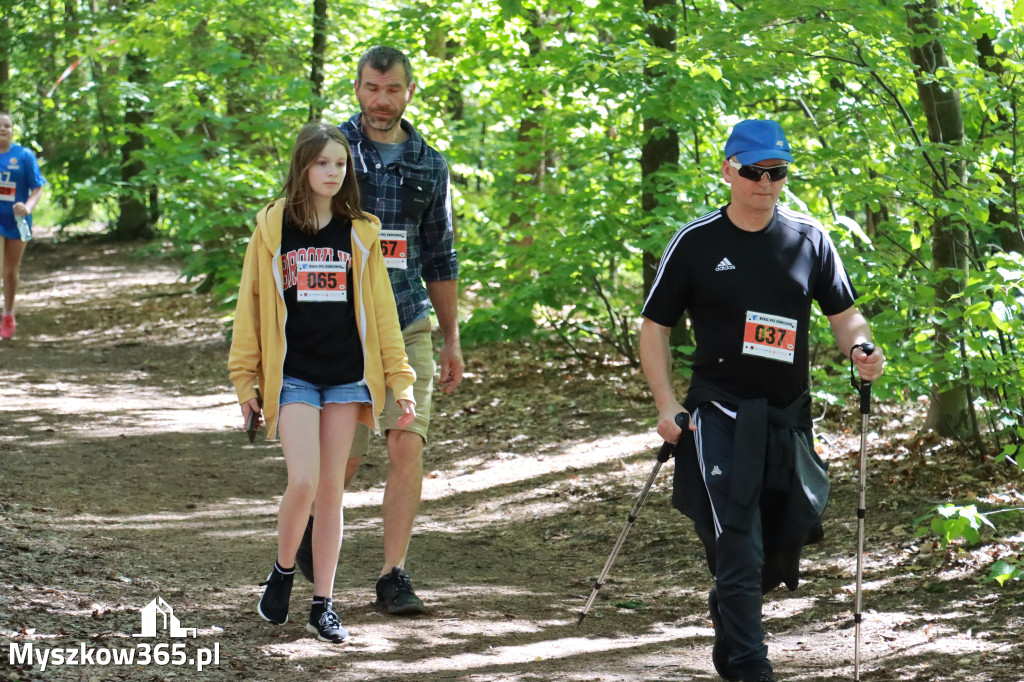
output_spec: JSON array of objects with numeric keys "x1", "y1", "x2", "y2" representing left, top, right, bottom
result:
[{"x1": 279, "y1": 375, "x2": 371, "y2": 409}]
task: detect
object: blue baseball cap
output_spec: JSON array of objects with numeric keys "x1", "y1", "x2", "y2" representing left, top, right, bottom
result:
[{"x1": 724, "y1": 119, "x2": 794, "y2": 165}]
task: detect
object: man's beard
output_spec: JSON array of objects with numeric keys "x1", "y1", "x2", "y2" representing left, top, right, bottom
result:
[{"x1": 361, "y1": 105, "x2": 401, "y2": 132}]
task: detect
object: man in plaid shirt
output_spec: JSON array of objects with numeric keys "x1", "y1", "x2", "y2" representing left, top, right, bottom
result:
[{"x1": 296, "y1": 46, "x2": 463, "y2": 615}]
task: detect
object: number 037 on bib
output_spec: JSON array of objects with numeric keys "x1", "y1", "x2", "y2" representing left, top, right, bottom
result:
[{"x1": 742, "y1": 311, "x2": 798, "y2": 363}]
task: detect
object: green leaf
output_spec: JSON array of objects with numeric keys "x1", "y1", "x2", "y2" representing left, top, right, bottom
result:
[{"x1": 834, "y1": 215, "x2": 872, "y2": 244}]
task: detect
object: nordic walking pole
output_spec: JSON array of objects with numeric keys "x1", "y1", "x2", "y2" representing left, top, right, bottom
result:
[
  {"x1": 577, "y1": 411, "x2": 687, "y2": 626},
  {"x1": 851, "y1": 342, "x2": 875, "y2": 681}
]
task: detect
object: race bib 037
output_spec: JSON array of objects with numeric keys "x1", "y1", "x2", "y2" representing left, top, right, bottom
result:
[{"x1": 741, "y1": 310, "x2": 798, "y2": 363}]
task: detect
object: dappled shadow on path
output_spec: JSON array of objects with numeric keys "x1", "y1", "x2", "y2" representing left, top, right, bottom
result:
[{"x1": 1, "y1": 237, "x2": 1021, "y2": 682}]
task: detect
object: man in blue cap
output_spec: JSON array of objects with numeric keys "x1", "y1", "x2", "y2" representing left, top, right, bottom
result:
[{"x1": 639, "y1": 119, "x2": 885, "y2": 681}]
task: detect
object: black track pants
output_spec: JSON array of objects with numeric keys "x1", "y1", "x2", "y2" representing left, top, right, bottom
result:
[{"x1": 692, "y1": 404, "x2": 770, "y2": 669}]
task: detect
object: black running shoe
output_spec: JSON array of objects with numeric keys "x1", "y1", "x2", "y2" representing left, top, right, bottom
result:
[
  {"x1": 741, "y1": 664, "x2": 775, "y2": 682},
  {"x1": 257, "y1": 565, "x2": 294, "y2": 625},
  {"x1": 709, "y1": 589, "x2": 740, "y2": 681},
  {"x1": 296, "y1": 516, "x2": 315, "y2": 583},
  {"x1": 375, "y1": 567, "x2": 424, "y2": 615},
  {"x1": 305, "y1": 598, "x2": 349, "y2": 643}
]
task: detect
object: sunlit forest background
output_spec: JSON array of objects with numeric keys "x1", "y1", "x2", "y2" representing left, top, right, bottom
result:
[{"x1": 3, "y1": 0, "x2": 1022, "y2": 582}]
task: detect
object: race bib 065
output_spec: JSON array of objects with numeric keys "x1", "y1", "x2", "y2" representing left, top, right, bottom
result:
[{"x1": 297, "y1": 261, "x2": 348, "y2": 302}]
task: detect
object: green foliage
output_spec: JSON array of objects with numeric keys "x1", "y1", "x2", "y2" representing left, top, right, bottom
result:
[
  {"x1": 3, "y1": 0, "x2": 1020, "y2": 425},
  {"x1": 915, "y1": 503, "x2": 1024, "y2": 586},
  {"x1": 916, "y1": 503, "x2": 995, "y2": 546},
  {"x1": 988, "y1": 559, "x2": 1024, "y2": 586}
]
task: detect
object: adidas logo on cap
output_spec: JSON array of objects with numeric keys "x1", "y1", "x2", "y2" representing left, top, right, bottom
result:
[{"x1": 715, "y1": 258, "x2": 736, "y2": 272}]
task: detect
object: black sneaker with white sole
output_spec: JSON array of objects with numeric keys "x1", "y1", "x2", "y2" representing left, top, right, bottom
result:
[
  {"x1": 305, "y1": 597, "x2": 349, "y2": 643},
  {"x1": 296, "y1": 515, "x2": 315, "y2": 583},
  {"x1": 257, "y1": 563, "x2": 294, "y2": 625},
  {"x1": 375, "y1": 567, "x2": 424, "y2": 615}
]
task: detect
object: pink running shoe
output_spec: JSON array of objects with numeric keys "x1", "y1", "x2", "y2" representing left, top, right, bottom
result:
[{"x1": 1, "y1": 314, "x2": 15, "y2": 340}]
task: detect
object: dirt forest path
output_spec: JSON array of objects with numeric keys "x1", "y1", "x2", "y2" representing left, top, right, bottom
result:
[{"x1": 1, "y1": 235, "x2": 1022, "y2": 682}]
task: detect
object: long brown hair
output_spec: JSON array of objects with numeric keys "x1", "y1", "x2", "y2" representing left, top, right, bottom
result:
[{"x1": 282, "y1": 122, "x2": 367, "y2": 234}]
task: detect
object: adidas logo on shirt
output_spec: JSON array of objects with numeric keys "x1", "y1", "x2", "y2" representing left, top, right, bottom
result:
[{"x1": 715, "y1": 258, "x2": 736, "y2": 272}]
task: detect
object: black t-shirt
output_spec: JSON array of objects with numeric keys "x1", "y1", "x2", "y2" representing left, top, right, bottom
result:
[
  {"x1": 642, "y1": 204, "x2": 857, "y2": 407},
  {"x1": 280, "y1": 216, "x2": 364, "y2": 386}
]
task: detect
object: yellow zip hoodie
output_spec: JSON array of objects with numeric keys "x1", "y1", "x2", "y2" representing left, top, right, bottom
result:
[{"x1": 228, "y1": 200, "x2": 416, "y2": 439}]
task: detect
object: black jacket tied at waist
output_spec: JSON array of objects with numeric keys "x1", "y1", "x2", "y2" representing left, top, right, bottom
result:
[{"x1": 673, "y1": 378, "x2": 830, "y2": 591}]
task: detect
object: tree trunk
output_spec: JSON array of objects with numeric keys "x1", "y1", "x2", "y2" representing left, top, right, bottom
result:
[
  {"x1": 907, "y1": 0, "x2": 974, "y2": 440},
  {"x1": 309, "y1": 0, "x2": 327, "y2": 121},
  {"x1": 507, "y1": 10, "x2": 547, "y2": 239},
  {"x1": 0, "y1": 13, "x2": 9, "y2": 111},
  {"x1": 189, "y1": 19, "x2": 218, "y2": 147},
  {"x1": 115, "y1": 50, "x2": 153, "y2": 240},
  {"x1": 641, "y1": 0, "x2": 684, "y2": 346},
  {"x1": 977, "y1": 33, "x2": 1024, "y2": 253},
  {"x1": 424, "y1": 22, "x2": 465, "y2": 180}
]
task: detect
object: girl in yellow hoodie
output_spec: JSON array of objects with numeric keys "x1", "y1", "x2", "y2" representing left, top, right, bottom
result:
[{"x1": 228, "y1": 122, "x2": 416, "y2": 643}]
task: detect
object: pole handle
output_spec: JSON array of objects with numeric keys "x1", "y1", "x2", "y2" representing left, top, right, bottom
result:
[
  {"x1": 850, "y1": 342, "x2": 875, "y2": 415},
  {"x1": 657, "y1": 412, "x2": 689, "y2": 462}
]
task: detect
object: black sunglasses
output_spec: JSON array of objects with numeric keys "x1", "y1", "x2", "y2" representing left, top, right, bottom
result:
[{"x1": 729, "y1": 159, "x2": 789, "y2": 182}]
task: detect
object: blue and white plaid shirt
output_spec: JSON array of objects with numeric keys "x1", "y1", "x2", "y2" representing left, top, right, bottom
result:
[{"x1": 340, "y1": 114, "x2": 458, "y2": 330}]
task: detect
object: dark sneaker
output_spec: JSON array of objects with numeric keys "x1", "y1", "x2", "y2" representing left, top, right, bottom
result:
[
  {"x1": 709, "y1": 589, "x2": 740, "y2": 681},
  {"x1": 296, "y1": 516, "x2": 315, "y2": 583},
  {"x1": 741, "y1": 662, "x2": 775, "y2": 682},
  {"x1": 375, "y1": 567, "x2": 424, "y2": 615},
  {"x1": 257, "y1": 565, "x2": 294, "y2": 625},
  {"x1": 305, "y1": 598, "x2": 349, "y2": 643}
]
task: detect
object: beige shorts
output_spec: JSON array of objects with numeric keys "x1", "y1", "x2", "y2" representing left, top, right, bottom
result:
[{"x1": 351, "y1": 315, "x2": 434, "y2": 456}]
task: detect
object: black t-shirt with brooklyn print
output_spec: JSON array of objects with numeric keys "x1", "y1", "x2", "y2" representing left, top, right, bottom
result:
[{"x1": 281, "y1": 215, "x2": 364, "y2": 386}]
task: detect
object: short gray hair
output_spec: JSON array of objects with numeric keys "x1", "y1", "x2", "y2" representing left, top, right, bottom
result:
[{"x1": 356, "y1": 46, "x2": 414, "y2": 86}]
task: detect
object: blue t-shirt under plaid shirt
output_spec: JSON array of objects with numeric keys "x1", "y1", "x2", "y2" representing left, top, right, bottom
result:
[{"x1": 340, "y1": 114, "x2": 458, "y2": 330}]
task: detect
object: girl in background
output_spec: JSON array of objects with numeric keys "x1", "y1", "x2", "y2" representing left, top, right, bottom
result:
[{"x1": 0, "y1": 111, "x2": 46, "y2": 340}]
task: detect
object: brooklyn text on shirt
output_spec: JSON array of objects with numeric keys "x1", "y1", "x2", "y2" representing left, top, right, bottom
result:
[
  {"x1": 741, "y1": 310, "x2": 798, "y2": 364},
  {"x1": 380, "y1": 229, "x2": 408, "y2": 270},
  {"x1": 281, "y1": 248, "x2": 352, "y2": 291}
]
